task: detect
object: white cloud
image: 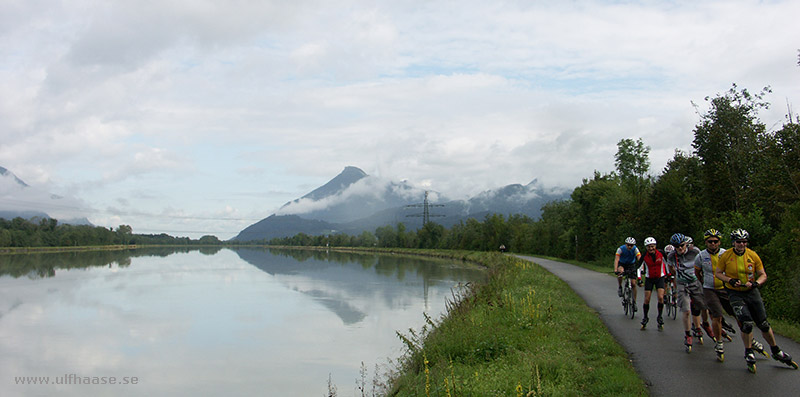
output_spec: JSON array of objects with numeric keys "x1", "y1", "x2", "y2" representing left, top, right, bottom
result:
[{"x1": 1, "y1": 0, "x2": 799, "y2": 238}]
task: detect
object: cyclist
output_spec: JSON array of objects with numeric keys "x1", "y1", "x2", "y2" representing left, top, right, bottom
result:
[
  {"x1": 714, "y1": 229, "x2": 797, "y2": 372},
  {"x1": 614, "y1": 237, "x2": 641, "y2": 312},
  {"x1": 666, "y1": 233, "x2": 706, "y2": 352},
  {"x1": 638, "y1": 237, "x2": 668, "y2": 330}
]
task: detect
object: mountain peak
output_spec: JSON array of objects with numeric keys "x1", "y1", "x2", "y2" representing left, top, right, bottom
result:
[
  {"x1": 0, "y1": 166, "x2": 29, "y2": 188},
  {"x1": 299, "y1": 166, "x2": 367, "y2": 202}
]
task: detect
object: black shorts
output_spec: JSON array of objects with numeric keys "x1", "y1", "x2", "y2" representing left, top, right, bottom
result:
[
  {"x1": 619, "y1": 263, "x2": 637, "y2": 276},
  {"x1": 644, "y1": 277, "x2": 665, "y2": 291},
  {"x1": 727, "y1": 288, "x2": 768, "y2": 328}
]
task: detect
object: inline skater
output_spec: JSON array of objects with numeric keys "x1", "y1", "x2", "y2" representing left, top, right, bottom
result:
[
  {"x1": 695, "y1": 229, "x2": 730, "y2": 361},
  {"x1": 666, "y1": 233, "x2": 706, "y2": 353},
  {"x1": 715, "y1": 229, "x2": 798, "y2": 372},
  {"x1": 638, "y1": 237, "x2": 668, "y2": 330},
  {"x1": 614, "y1": 237, "x2": 641, "y2": 314}
]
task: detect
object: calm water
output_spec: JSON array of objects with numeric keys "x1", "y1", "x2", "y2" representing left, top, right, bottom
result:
[{"x1": 0, "y1": 247, "x2": 485, "y2": 396}]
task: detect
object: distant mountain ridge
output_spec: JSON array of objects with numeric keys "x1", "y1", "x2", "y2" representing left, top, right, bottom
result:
[
  {"x1": 0, "y1": 165, "x2": 93, "y2": 226},
  {"x1": 233, "y1": 166, "x2": 569, "y2": 241}
]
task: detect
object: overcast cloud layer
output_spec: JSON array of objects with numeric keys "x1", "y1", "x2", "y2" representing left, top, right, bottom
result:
[{"x1": 1, "y1": 0, "x2": 799, "y2": 239}]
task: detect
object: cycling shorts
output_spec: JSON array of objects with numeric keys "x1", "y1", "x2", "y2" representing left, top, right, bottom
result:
[
  {"x1": 644, "y1": 277, "x2": 665, "y2": 291},
  {"x1": 619, "y1": 262, "x2": 637, "y2": 274}
]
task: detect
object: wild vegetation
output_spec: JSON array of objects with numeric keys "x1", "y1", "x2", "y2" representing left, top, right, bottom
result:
[{"x1": 385, "y1": 251, "x2": 646, "y2": 396}]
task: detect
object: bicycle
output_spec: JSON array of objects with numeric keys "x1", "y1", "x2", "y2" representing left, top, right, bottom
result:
[
  {"x1": 664, "y1": 275, "x2": 677, "y2": 320},
  {"x1": 617, "y1": 269, "x2": 637, "y2": 319}
]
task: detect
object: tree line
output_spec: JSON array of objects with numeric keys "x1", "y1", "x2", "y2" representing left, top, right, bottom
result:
[
  {"x1": 0, "y1": 217, "x2": 222, "y2": 247},
  {"x1": 266, "y1": 84, "x2": 800, "y2": 323}
]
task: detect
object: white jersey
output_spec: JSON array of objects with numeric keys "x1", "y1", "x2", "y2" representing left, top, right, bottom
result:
[{"x1": 695, "y1": 247, "x2": 726, "y2": 290}]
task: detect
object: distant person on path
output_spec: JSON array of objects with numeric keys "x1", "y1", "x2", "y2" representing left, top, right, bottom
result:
[
  {"x1": 666, "y1": 233, "x2": 706, "y2": 352},
  {"x1": 638, "y1": 237, "x2": 668, "y2": 330},
  {"x1": 614, "y1": 237, "x2": 641, "y2": 310},
  {"x1": 714, "y1": 229, "x2": 798, "y2": 372}
]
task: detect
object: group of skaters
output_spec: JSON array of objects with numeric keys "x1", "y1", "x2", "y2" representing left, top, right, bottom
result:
[{"x1": 613, "y1": 229, "x2": 798, "y2": 373}]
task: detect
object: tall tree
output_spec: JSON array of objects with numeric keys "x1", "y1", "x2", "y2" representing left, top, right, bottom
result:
[{"x1": 692, "y1": 84, "x2": 770, "y2": 215}]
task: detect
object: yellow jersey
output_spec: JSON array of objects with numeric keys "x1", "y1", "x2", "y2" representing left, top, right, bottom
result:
[{"x1": 717, "y1": 248, "x2": 763, "y2": 291}]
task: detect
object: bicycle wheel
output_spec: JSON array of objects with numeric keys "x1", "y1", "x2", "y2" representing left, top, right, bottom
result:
[
  {"x1": 667, "y1": 296, "x2": 674, "y2": 318},
  {"x1": 665, "y1": 286, "x2": 673, "y2": 318},
  {"x1": 627, "y1": 288, "x2": 636, "y2": 319},
  {"x1": 622, "y1": 296, "x2": 629, "y2": 316},
  {"x1": 670, "y1": 293, "x2": 677, "y2": 320}
]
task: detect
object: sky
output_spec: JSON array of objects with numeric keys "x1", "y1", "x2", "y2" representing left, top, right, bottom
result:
[{"x1": 1, "y1": 0, "x2": 799, "y2": 240}]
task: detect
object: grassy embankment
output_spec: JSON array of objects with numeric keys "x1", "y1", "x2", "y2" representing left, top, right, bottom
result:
[{"x1": 386, "y1": 250, "x2": 646, "y2": 396}]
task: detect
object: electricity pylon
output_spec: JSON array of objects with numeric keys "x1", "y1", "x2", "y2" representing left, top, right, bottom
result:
[{"x1": 405, "y1": 191, "x2": 444, "y2": 225}]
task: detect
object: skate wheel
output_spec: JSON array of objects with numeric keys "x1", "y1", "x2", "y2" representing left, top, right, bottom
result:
[
  {"x1": 748, "y1": 364, "x2": 757, "y2": 373},
  {"x1": 791, "y1": 360, "x2": 799, "y2": 369},
  {"x1": 718, "y1": 354, "x2": 724, "y2": 362}
]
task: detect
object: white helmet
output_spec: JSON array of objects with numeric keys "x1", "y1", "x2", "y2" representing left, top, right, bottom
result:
[
  {"x1": 644, "y1": 237, "x2": 657, "y2": 246},
  {"x1": 624, "y1": 237, "x2": 636, "y2": 245}
]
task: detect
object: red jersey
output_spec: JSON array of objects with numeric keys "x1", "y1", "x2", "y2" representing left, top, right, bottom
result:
[{"x1": 642, "y1": 250, "x2": 668, "y2": 278}]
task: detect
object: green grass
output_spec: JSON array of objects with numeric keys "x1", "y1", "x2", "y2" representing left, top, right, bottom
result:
[
  {"x1": 771, "y1": 318, "x2": 800, "y2": 343},
  {"x1": 387, "y1": 251, "x2": 646, "y2": 396}
]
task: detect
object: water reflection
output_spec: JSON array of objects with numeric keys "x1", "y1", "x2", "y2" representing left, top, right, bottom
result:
[
  {"x1": 236, "y1": 248, "x2": 485, "y2": 326},
  {"x1": 0, "y1": 247, "x2": 485, "y2": 396},
  {"x1": 0, "y1": 246, "x2": 224, "y2": 279}
]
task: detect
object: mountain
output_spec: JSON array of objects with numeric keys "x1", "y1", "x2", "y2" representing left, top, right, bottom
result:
[
  {"x1": 0, "y1": 166, "x2": 29, "y2": 188},
  {"x1": 232, "y1": 166, "x2": 569, "y2": 241},
  {"x1": 0, "y1": 165, "x2": 93, "y2": 226},
  {"x1": 275, "y1": 166, "x2": 426, "y2": 224}
]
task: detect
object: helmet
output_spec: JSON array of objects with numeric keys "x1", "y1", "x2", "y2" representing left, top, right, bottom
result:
[
  {"x1": 670, "y1": 233, "x2": 685, "y2": 245},
  {"x1": 664, "y1": 245, "x2": 675, "y2": 253},
  {"x1": 704, "y1": 229, "x2": 723, "y2": 240},
  {"x1": 685, "y1": 236, "x2": 693, "y2": 245},
  {"x1": 644, "y1": 237, "x2": 657, "y2": 246},
  {"x1": 731, "y1": 229, "x2": 750, "y2": 241},
  {"x1": 624, "y1": 237, "x2": 636, "y2": 245}
]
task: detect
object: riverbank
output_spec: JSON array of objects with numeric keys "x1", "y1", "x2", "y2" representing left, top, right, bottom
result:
[
  {"x1": 0, "y1": 245, "x2": 140, "y2": 254},
  {"x1": 384, "y1": 250, "x2": 646, "y2": 396}
]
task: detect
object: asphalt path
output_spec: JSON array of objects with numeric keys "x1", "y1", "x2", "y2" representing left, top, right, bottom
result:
[{"x1": 514, "y1": 255, "x2": 800, "y2": 396}]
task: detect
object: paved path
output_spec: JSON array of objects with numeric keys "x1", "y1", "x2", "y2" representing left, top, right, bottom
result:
[{"x1": 514, "y1": 255, "x2": 800, "y2": 396}]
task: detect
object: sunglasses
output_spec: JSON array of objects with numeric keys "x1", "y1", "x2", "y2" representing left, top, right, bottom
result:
[
  {"x1": 706, "y1": 239, "x2": 720, "y2": 244},
  {"x1": 735, "y1": 240, "x2": 748, "y2": 244}
]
